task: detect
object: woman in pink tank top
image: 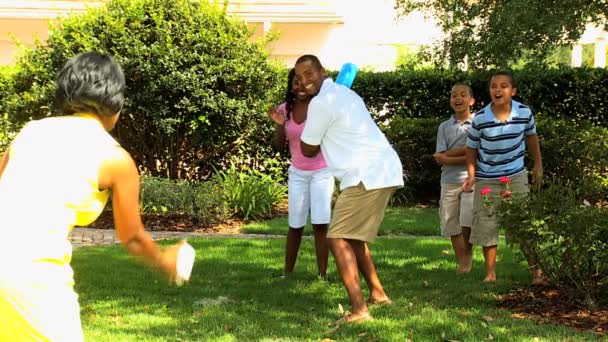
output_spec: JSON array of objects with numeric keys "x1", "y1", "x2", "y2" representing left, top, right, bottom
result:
[{"x1": 269, "y1": 69, "x2": 334, "y2": 279}]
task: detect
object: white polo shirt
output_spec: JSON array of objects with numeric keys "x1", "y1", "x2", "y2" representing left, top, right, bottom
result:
[{"x1": 301, "y1": 78, "x2": 404, "y2": 191}]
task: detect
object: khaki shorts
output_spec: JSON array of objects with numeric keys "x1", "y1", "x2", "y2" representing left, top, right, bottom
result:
[
  {"x1": 327, "y1": 183, "x2": 397, "y2": 243},
  {"x1": 440, "y1": 183, "x2": 474, "y2": 237},
  {"x1": 470, "y1": 172, "x2": 529, "y2": 247}
]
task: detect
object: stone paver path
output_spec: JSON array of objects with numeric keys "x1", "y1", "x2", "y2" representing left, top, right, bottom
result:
[
  {"x1": 69, "y1": 227, "x2": 441, "y2": 248},
  {"x1": 69, "y1": 228, "x2": 284, "y2": 248}
]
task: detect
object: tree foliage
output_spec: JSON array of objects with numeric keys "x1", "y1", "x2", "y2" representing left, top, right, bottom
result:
[
  {"x1": 395, "y1": 0, "x2": 608, "y2": 69},
  {"x1": 1, "y1": 0, "x2": 285, "y2": 179}
]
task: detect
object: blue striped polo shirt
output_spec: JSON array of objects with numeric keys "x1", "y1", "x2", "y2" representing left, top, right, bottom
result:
[{"x1": 466, "y1": 100, "x2": 537, "y2": 179}]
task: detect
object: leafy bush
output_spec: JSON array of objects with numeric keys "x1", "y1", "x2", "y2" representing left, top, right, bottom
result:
[
  {"x1": 0, "y1": 65, "x2": 17, "y2": 152},
  {"x1": 140, "y1": 176, "x2": 229, "y2": 227},
  {"x1": 0, "y1": 112, "x2": 16, "y2": 153},
  {"x1": 0, "y1": 0, "x2": 285, "y2": 179},
  {"x1": 215, "y1": 165, "x2": 286, "y2": 220},
  {"x1": 496, "y1": 180, "x2": 608, "y2": 308},
  {"x1": 382, "y1": 117, "x2": 442, "y2": 204},
  {"x1": 536, "y1": 117, "x2": 608, "y2": 189}
]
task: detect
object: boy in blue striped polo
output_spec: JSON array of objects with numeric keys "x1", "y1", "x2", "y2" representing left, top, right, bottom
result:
[
  {"x1": 434, "y1": 83, "x2": 475, "y2": 274},
  {"x1": 462, "y1": 72, "x2": 545, "y2": 284}
]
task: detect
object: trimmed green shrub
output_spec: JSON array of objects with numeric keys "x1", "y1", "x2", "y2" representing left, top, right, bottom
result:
[
  {"x1": 351, "y1": 67, "x2": 608, "y2": 125},
  {"x1": 382, "y1": 117, "x2": 442, "y2": 204},
  {"x1": 0, "y1": 65, "x2": 17, "y2": 152},
  {"x1": 140, "y1": 176, "x2": 229, "y2": 227},
  {"x1": 535, "y1": 117, "x2": 608, "y2": 188},
  {"x1": 0, "y1": 0, "x2": 284, "y2": 179},
  {"x1": 215, "y1": 165, "x2": 286, "y2": 220}
]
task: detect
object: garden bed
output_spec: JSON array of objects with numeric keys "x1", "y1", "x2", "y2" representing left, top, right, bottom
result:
[
  {"x1": 88, "y1": 201, "x2": 288, "y2": 234},
  {"x1": 498, "y1": 285, "x2": 607, "y2": 337}
]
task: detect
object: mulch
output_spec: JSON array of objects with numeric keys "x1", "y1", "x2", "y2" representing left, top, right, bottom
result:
[
  {"x1": 497, "y1": 285, "x2": 607, "y2": 337},
  {"x1": 88, "y1": 201, "x2": 289, "y2": 234},
  {"x1": 89, "y1": 211, "x2": 244, "y2": 233}
]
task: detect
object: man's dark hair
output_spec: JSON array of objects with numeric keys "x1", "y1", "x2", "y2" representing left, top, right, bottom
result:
[
  {"x1": 452, "y1": 82, "x2": 474, "y2": 97},
  {"x1": 295, "y1": 54, "x2": 323, "y2": 71},
  {"x1": 55, "y1": 51, "x2": 125, "y2": 117},
  {"x1": 490, "y1": 71, "x2": 516, "y2": 88}
]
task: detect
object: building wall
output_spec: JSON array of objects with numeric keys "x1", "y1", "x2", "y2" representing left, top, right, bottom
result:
[
  {"x1": 0, "y1": 18, "x2": 49, "y2": 65},
  {"x1": 0, "y1": 0, "x2": 425, "y2": 70}
]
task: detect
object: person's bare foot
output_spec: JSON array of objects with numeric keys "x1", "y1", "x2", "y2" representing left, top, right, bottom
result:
[
  {"x1": 461, "y1": 254, "x2": 473, "y2": 273},
  {"x1": 531, "y1": 275, "x2": 549, "y2": 286},
  {"x1": 456, "y1": 267, "x2": 471, "y2": 275},
  {"x1": 483, "y1": 273, "x2": 496, "y2": 283},
  {"x1": 456, "y1": 263, "x2": 473, "y2": 275},
  {"x1": 366, "y1": 296, "x2": 392, "y2": 306},
  {"x1": 336, "y1": 311, "x2": 373, "y2": 324}
]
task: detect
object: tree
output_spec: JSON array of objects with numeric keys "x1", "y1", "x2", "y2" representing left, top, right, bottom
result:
[
  {"x1": 1, "y1": 0, "x2": 285, "y2": 179},
  {"x1": 395, "y1": 0, "x2": 608, "y2": 69}
]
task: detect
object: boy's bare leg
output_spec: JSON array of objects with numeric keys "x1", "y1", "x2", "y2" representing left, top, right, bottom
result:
[
  {"x1": 451, "y1": 233, "x2": 471, "y2": 274},
  {"x1": 520, "y1": 243, "x2": 548, "y2": 285},
  {"x1": 350, "y1": 239, "x2": 391, "y2": 305},
  {"x1": 312, "y1": 224, "x2": 329, "y2": 278},
  {"x1": 327, "y1": 237, "x2": 371, "y2": 321},
  {"x1": 458, "y1": 227, "x2": 473, "y2": 273},
  {"x1": 285, "y1": 227, "x2": 303, "y2": 274},
  {"x1": 482, "y1": 245, "x2": 497, "y2": 282}
]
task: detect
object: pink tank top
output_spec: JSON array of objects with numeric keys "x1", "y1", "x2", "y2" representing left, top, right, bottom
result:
[{"x1": 279, "y1": 103, "x2": 327, "y2": 171}]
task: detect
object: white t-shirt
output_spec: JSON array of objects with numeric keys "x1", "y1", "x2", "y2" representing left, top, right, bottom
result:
[{"x1": 301, "y1": 78, "x2": 404, "y2": 191}]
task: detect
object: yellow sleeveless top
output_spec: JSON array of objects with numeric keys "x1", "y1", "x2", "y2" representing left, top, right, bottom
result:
[{"x1": 0, "y1": 114, "x2": 119, "y2": 341}]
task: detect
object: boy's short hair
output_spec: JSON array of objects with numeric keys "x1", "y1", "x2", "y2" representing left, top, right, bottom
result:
[
  {"x1": 295, "y1": 54, "x2": 323, "y2": 71},
  {"x1": 490, "y1": 71, "x2": 516, "y2": 88},
  {"x1": 55, "y1": 51, "x2": 125, "y2": 117},
  {"x1": 451, "y1": 82, "x2": 474, "y2": 97}
]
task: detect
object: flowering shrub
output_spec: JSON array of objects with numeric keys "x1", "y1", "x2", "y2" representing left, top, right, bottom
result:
[
  {"x1": 479, "y1": 176, "x2": 514, "y2": 210},
  {"x1": 494, "y1": 178, "x2": 608, "y2": 308}
]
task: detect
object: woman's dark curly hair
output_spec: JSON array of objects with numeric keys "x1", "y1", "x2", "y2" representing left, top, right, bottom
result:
[
  {"x1": 55, "y1": 51, "x2": 125, "y2": 117},
  {"x1": 284, "y1": 68, "x2": 296, "y2": 121}
]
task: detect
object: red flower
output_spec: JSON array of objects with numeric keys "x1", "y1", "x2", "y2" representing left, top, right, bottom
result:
[
  {"x1": 499, "y1": 176, "x2": 511, "y2": 185},
  {"x1": 500, "y1": 190, "x2": 512, "y2": 199},
  {"x1": 480, "y1": 187, "x2": 492, "y2": 196}
]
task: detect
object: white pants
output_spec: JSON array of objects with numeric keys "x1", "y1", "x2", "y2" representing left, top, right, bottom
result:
[{"x1": 288, "y1": 166, "x2": 334, "y2": 228}]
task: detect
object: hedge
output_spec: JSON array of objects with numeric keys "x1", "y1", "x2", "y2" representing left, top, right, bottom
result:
[{"x1": 350, "y1": 67, "x2": 608, "y2": 125}]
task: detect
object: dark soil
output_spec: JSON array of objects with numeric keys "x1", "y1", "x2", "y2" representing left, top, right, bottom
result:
[
  {"x1": 497, "y1": 285, "x2": 607, "y2": 337},
  {"x1": 88, "y1": 201, "x2": 288, "y2": 234}
]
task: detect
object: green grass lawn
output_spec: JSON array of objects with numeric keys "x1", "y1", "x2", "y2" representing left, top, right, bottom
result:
[
  {"x1": 73, "y1": 237, "x2": 599, "y2": 341},
  {"x1": 241, "y1": 206, "x2": 440, "y2": 236}
]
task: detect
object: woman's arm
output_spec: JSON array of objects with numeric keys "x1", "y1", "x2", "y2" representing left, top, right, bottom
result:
[
  {"x1": 0, "y1": 150, "x2": 9, "y2": 179},
  {"x1": 268, "y1": 106, "x2": 287, "y2": 151},
  {"x1": 99, "y1": 147, "x2": 178, "y2": 278}
]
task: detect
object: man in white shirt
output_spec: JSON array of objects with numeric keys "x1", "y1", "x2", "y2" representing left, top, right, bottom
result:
[{"x1": 296, "y1": 55, "x2": 404, "y2": 324}]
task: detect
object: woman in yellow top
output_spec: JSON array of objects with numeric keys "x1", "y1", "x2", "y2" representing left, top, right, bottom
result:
[{"x1": 0, "y1": 51, "x2": 185, "y2": 341}]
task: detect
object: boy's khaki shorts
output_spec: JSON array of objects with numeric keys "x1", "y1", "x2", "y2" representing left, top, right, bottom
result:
[
  {"x1": 470, "y1": 172, "x2": 529, "y2": 247},
  {"x1": 327, "y1": 183, "x2": 397, "y2": 243},
  {"x1": 440, "y1": 183, "x2": 474, "y2": 237}
]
